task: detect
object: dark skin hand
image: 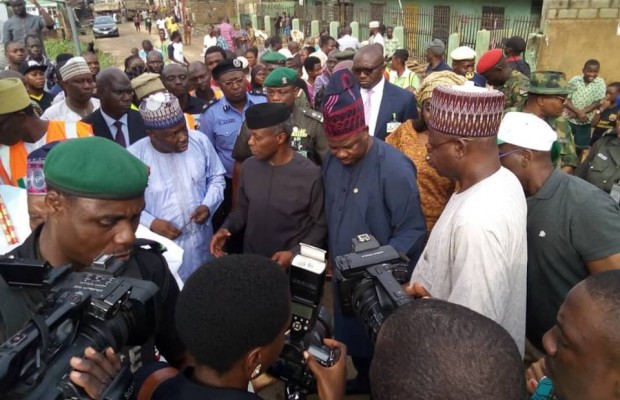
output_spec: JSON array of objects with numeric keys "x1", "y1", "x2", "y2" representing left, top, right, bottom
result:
[
  {"x1": 210, "y1": 228, "x2": 231, "y2": 257},
  {"x1": 151, "y1": 218, "x2": 181, "y2": 240},
  {"x1": 69, "y1": 347, "x2": 121, "y2": 399},
  {"x1": 191, "y1": 205, "x2": 210, "y2": 225},
  {"x1": 403, "y1": 281, "x2": 432, "y2": 298},
  {"x1": 525, "y1": 357, "x2": 546, "y2": 394},
  {"x1": 303, "y1": 339, "x2": 348, "y2": 400},
  {"x1": 271, "y1": 250, "x2": 293, "y2": 269}
]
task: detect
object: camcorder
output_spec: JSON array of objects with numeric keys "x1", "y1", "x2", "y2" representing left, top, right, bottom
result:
[
  {"x1": 334, "y1": 234, "x2": 412, "y2": 343},
  {"x1": 0, "y1": 255, "x2": 159, "y2": 400},
  {"x1": 269, "y1": 244, "x2": 340, "y2": 400}
]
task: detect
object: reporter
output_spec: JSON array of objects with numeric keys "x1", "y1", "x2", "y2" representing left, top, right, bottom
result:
[
  {"x1": 134, "y1": 254, "x2": 347, "y2": 400},
  {"x1": 370, "y1": 299, "x2": 526, "y2": 400},
  {"x1": 0, "y1": 137, "x2": 186, "y2": 394}
]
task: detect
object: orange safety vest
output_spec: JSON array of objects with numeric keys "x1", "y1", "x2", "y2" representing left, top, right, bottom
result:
[{"x1": 0, "y1": 120, "x2": 93, "y2": 187}]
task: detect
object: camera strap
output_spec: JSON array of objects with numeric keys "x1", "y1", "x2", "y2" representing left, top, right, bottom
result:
[{"x1": 136, "y1": 366, "x2": 178, "y2": 400}]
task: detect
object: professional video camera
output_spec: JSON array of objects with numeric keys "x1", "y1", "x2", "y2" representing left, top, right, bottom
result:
[
  {"x1": 334, "y1": 234, "x2": 412, "y2": 343},
  {"x1": 0, "y1": 255, "x2": 159, "y2": 400},
  {"x1": 269, "y1": 244, "x2": 340, "y2": 400}
]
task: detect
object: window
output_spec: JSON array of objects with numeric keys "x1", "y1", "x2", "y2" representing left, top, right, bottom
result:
[
  {"x1": 370, "y1": 2, "x2": 385, "y2": 23},
  {"x1": 482, "y1": 6, "x2": 505, "y2": 30}
]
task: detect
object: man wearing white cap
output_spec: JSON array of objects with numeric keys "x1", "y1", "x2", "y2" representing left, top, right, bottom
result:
[
  {"x1": 368, "y1": 21, "x2": 384, "y2": 48},
  {"x1": 41, "y1": 57, "x2": 100, "y2": 122},
  {"x1": 450, "y1": 45, "x2": 487, "y2": 87},
  {"x1": 497, "y1": 112, "x2": 620, "y2": 357}
]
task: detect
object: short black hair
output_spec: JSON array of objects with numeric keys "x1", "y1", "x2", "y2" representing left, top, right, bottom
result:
[
  {"x1": 176, "y1": 255, "x2": 291, "y2": 375},
  {"x1": 609, "y1": 82, "x2": 620, "y2": 92},
  {"x1": 205, "y1": 46, "x2": 226, "y2": 60},
  {"x1": 124, "y1": 54, "x2": 142, "y2": 71},
  {"x1": 225, "y1": 49, "x2": 236, "y2": 60},
  {"x1": 302, "y1": 46, "x2": 315, "y2": 55},
  {"x1": 24, "y1": 34, "x2": 40, "y2": 45},
  {"x1": 246, "y1": 46, "x2": 258, "y2": 58},
  {"x1": 270, "y1": 35, "x2": 282, "y2": 46},
  {"x1": 584, "y1": 59, "x2": 600, "y2": 69},
  {"x1": 4, "y1": 40, "x2": 22, "y2": 52},
  {"x1": 319, "y1": 35, "x2": 336, "y2": 48},
  {"x1": 393, "y1": 49, "x2": 409, "y2": 63},
  {"x1": 141, "y1": 39, "x2": 152, "y2": 48},
  {"x1": 170, "y1": 31, "x2": 181, "y2": 41},
  {"x1": 505, "y1": 36, "x2": 526, "y2": 53},
  {"x1": 304, "y1": 56, "x2": 321, "y2": 72},
  {"x1": 370, "y1": 299, "x2": 525, "y2": 400},
  {"x1": 583, "y1": 270, "x2": 620, "y2": 363}
]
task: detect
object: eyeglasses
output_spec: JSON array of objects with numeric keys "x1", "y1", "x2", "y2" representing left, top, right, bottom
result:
[
  {"x1": 352, "y1": 62, "x2": 384, "y2": 76},
  {"x1": 549, "y1": 95, "x2": 567, "y2": 103},
  {"x1": 499, "y1": 149, "x2": 523, "y2": 159}
]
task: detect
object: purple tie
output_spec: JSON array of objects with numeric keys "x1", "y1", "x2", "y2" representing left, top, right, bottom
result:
[{"x1": 113, "y1": 121, "x2": 126, "y2": 147}]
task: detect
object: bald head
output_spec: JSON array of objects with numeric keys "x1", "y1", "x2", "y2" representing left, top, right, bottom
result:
[
  {"x1": 188, "y1": 61, "x2": 207, "y2": 75},
  {"x1": 288, "y1": 41, "x2": 300, "y2": 55},
  {"x1": 162, "y1": 63, "x2": 189, "y2": 97},
  {"x1": 355, "y1": 44, "x2": 383, "y2": 63},
  {"x1": 146, "y1": 50, "x2": 164, "y2": 74},
  {"x1": 353, "y1": 44, "x2": 385, "y2": 89},
  {"x1": 162, "y1": 63, "x2": 186, "y2": 79},
  {"x1": 188, "y1": 61, "x2": 211, "y2": 92},
  {"x1": 96, "y1": 68, "x2": 133, "y2": 118},
  {"x1": 97, "y1": 67, "x2": 130, "y2": 87}
]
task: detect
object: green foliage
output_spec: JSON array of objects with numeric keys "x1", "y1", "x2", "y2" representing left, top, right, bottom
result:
[{"x1": 44, "y1": 39, "x2": 115, "y2": 68}]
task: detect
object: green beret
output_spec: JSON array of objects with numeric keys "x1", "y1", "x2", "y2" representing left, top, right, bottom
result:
[
  {"x1": 261, "y1": 51, "x2": 288, "y2": 64},
  {"x1": 264, "y1": 67, "x2": 299, "y2": 87},
  {"x1": 44, "y1": 137, "x2": 149, "y2": 200}
]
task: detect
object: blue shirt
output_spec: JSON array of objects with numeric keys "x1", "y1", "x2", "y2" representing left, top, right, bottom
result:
[
  {"x1": 426, "y1": 60, "x2": 453, "y2": 74},
  {"x1": 199, "y1": 93, "x2": 267, "y2": 178},
  {"x1": 471, "y1": 72, "x2": 487, "y2": 87},
  {"x1": 323, "y1": 138, "x2": 426, "y2": 356}
]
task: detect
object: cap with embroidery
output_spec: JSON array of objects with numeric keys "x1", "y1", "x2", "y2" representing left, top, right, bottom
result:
[
  {"x1": 264, "y1": 67, "x2": 298, "y2": 87},
  {"x1": 369, "y1": 21, "x2": 380, "y2": 28},
  {"x1": 322, "y1": 69, "x2": 366, "y2": 138},
  {"x1": 476, "y1": 49, "x2": 504, "y2": 74},
  {"x1": 245, "y1": 103, "x2": 291, "y2": 130},
  {"x1": 26, "y1": 141, "x2": 61, "y2": 195},
  {"x1": 0, "y1": 78, "x2": 31, "y2": 115},
  {"x1": 19, "y1": 60, "x2": 47, "y2": 75},
  {"x1": 429, "y1": 85, "x2": 505, "y2": 137},
  {"x1": 450, "y1": 46, "x2": 477, "y2": 61},
  {"x1": 59, "y1": 56, "x2": 91, "y2": 81},
  {"x1": 212, "y1": 58, "x2": 245, "y2": 80},
  {"x1": 44, "y1": 137, "x2": 149, "y2": 200},
  {"x1": 498, "y1": 112, "x2": 557, "y2": 151},
  {"x1": 139, "y1": 92, "x2": 185, "y2": 130},
  {"x1": 131, "y1": 73, "x2": 165, "y2": 101}
]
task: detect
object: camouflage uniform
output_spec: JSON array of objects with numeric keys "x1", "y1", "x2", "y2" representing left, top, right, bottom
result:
[
  {"x1": 501, "y1": 69, "x2": 529, "y2": 109},
  {"x1": 504, "y1": 71, "x2": 579, "y2": 168}
]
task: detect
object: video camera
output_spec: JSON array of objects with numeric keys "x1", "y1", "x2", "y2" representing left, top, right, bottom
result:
[
  {"x1": 0, "y1": 255, "x2": 159, "y2": 400},
  {"x1": 269, "y1": 244, "x2": 340, "y2": 400},
  {"x1": 334, "y1": 234, "x2": 412, "y2": 343}
]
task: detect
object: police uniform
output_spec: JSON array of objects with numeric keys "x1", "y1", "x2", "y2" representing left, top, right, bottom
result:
[
  {"x1": 505, "y1": 71, "x2": 579, "y2": 169},
  {"x1": 576, "y1": 129, "x2": 620, "y2": 193},
  {"x1": 232, "y1": 68, "x2": 327, "y2": 166}
]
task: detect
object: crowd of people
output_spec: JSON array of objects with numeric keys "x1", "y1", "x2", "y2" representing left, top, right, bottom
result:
[{"x1": 1, "y1": 8, "x2": 620, "y2": 400}]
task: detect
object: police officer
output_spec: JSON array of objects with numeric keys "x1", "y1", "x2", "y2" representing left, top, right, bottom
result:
[
  {"x1": 450, "y1": 46, "x2": 487, "y2": 88},
  {"x1": 232, "y1": 67, "x2": 327, "y2": 169},
  {"x1": 504, "y1": 71, "x2": 579, "y2": 173},
  {"x1": 576, "y1": 116, "x2": 620, "y2": 195},
  {"x1": 199, "y1": 59, "x2": 267, "y2": 231},
  {"x1": 0, "y1": 137, "x2": 185, "y2": 397}
]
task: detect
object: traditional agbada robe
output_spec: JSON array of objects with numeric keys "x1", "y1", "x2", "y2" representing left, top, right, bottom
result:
[{"x1": 129, "y1": 130, "x2": 226, "y2": 281}]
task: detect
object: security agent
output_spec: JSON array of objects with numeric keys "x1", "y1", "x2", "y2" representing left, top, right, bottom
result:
[
  {"x1": 0, "y1": 137, "x2": 185, "y2": 397},
  {"x1": 134, "y1": 255, "x2": 347, "y2": 400},
  {"x1": 232, "y1": 67, "x2": 327, "y2": 167},
  {"x1": 450, "y1": 46, "x2": 487, "y2": 88}
]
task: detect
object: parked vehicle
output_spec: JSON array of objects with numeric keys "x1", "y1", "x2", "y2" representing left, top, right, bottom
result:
[{"x1": 92, "y1": 15, "x2": 119, "y2": 38}]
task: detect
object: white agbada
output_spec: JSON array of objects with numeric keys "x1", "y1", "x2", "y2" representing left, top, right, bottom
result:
[
  {"x1": 128, "y1": 130, "x2": 226, "y2": 282},
  {"x1": 41, "y1": 98, "x2": 100, "y2": 122},
  {"x1": 410, "y1": 167, "x2": 527, "y2": 356}
]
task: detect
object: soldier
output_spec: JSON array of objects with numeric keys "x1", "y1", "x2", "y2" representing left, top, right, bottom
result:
[
  {"x1": 477, "y1": 48, "x2": 529, "y2": 109},
  {"x1": 232, "y1": 67, "x2": 326, "y2": 169},
  {"x1": 504, "y1": 71, "x2": 579, "y2": 173},
  {"x1": 261, "y1": 51, "x2": 288, "y2": 73}
]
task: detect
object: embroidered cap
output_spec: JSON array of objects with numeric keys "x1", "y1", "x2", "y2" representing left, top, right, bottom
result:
[
  {"x1": 429, "y1": 85, "x2": 504, "y2": 137},
  {"x1": 59, "y1": 57, "x2": 92, "y2": 81},
  {"x1": 139, "y1": 92, "x2": 185, "y2": 130},
  {"x1": 322, "y1": 69, "x2": 366, "y2": 138}
]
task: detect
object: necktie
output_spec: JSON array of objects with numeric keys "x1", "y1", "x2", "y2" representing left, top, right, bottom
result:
[
  {"x1": 113, "y1": 121, "x2": 126, "y2": 147},
  {"x1": 364, "y1": 89, "x2": 373, "y2": 126}
]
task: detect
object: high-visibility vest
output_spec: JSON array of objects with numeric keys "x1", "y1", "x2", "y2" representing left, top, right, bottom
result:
[{"x1": 0, "y1": 120, "x2": 93, "y2": 187}]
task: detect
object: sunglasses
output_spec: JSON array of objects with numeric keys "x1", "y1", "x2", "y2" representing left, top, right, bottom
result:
[{"x1": 352, "y1": 62, "x2": 384, "y2": 76}]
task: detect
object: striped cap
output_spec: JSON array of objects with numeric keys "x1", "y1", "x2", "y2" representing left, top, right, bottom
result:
[
  {"x1": 429, "y1": 85, "x2": 504, "y2": 137},
  {"x1": 59, "y1": 57, "x2": 91, "y2": 81}
]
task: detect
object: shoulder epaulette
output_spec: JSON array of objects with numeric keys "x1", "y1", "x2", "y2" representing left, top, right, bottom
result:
[
  {"x1": 249, "y1": 89, "x2": 267, "y2": 97},
  {"x1": 302, "y1": 108, "x2": 324, "y2": 123},
  {"x1": 204, "y1": 98, "x2": 220, "y2": 111}
]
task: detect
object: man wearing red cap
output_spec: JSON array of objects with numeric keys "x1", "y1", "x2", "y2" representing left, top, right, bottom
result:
[
  {"x1": 477, "y1": 48, "x2": 529, "y2": 109},
  {"x1": 322, "y1": 68, "x2": 426, "y2": 394}
]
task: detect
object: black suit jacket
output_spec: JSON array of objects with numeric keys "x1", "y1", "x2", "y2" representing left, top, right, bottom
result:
[
  {"x1": 374, "y1": 81, "x2": 419, "y2": 140},
  {"x1": 82, "y1": 109, "x2": 147, "y2": 145}
]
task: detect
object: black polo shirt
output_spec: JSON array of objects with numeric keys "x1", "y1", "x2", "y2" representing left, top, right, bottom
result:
[
  {"x1": 183, "y1": 95, "x2": 207, "y2": 115},
  {"x1": 135, "y1": 363, "x2": 263, "y2": 400},
  {"x1": 526, "y1": 168, "x2": 620, "y2": 350}
]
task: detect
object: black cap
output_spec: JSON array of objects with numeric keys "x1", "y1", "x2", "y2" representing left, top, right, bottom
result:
[
  {"x1": 245, "y1": 103, "x2": 291, "y2": 130},
  {"x1": 19, "y1": 60, "x2": 47, "y2": 75},
  {"x1": 212, "y1": 58, "x2": 245, "y2": 80}
]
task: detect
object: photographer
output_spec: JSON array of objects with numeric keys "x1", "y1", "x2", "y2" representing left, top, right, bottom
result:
[
  {"x1": 0, "y1": 137, "x2": 186, "y2": 397},
  {"x1": 134, "y1": 254, "x2": 347, "y2": 400}
]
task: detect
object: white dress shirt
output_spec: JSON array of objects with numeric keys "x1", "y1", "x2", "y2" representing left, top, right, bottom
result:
[
  {"x1": 41, "y1": 98, "x2": 101, "y2": 122},
  {"x1": 360, "y1": 77, "x2": 385, "y2": 137},
  {"x1": 369, "y1": 33, "x2": 385, "y2": 47},
  {"x1": 100, "y1": 109, "x2": 130, "y2": 145},
  {"x1": 337, "y1": 35, "x2": 360, "y2": 51}
]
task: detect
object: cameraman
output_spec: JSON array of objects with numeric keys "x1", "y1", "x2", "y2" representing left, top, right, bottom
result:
[
  {"x1": 0, "y1": 137, "x2": 186, "y2": 397},
  {"x1": 135, "y1": 254, "x2": 347, "y2": 400}
]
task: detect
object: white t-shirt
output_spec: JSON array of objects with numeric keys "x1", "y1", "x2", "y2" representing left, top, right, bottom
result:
[
  {"x1": 410, "y1": 167, "x2": 527, "y2": 355},
  {"x1": 369, "y1": 33, "x2": 384, "y2": 47},
  {"x1": 171, "y1": 42, "x2": 184, "y2": 63},
  {"x1": 41, "y1": 98, "x2": 101, "y2": 122}
]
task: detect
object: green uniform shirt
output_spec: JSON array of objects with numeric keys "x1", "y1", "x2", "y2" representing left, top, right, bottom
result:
[
  {"x1": 575, "y1": 131, "x2": 620, "y2": 193},
  {"x1": 232, "y1": 105, "x2": 328, "y2": 165},
  {"x1": 505, "y1": 105, "x2": 579, "y2": 168},
  {"x1": 502, "y1": 70, "x2": 529, "y2": 109}
]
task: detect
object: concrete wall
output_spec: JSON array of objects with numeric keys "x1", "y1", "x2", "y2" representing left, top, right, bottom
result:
[
  {"x1": 187, "y1": 0, "x2": 237, "y2": 25},
  {"x1": 538, "y1": 0, "x2": 620, "y2": 82}
]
